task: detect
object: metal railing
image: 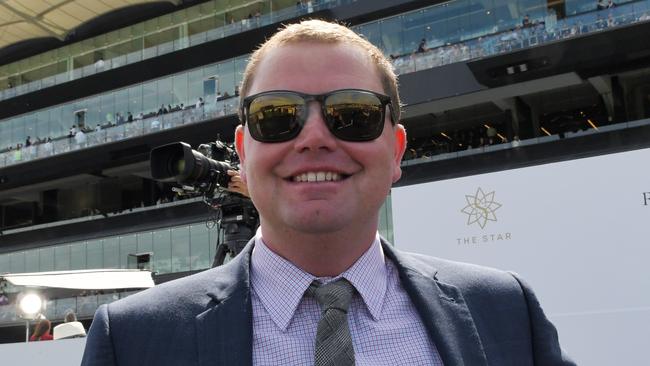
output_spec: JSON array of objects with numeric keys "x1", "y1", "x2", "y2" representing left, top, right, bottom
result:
[
  {"x1": 392, "y1": 1, "x2": 650, "y2": 74},
  {"x1": 0, "y1": 97, "x2": 240, "y2": 168},
  {"x1": 0, "y1": 0, "x2": 345, "y2": 102}
]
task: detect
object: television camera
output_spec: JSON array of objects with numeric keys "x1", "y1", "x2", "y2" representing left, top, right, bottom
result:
[{"x1": 150, "y1": 139, "x2": 258, "y2": 267}]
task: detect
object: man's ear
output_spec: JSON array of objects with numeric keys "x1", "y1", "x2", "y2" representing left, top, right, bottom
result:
[
  {"x1": 234, "y1": 125, "x2": 247, "y2": 183},
  {"x1": 392, "y1": 124, "x2": 406, "y2": 183}
]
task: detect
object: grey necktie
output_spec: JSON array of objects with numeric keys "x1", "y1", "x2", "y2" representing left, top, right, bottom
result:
[{"x1": 308, "y1": 279, "x2": 356, "y2": 366}]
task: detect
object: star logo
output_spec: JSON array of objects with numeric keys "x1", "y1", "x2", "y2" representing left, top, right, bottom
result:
[{"x1": 461, "y1": 188, "x2": 502, "y2": 229}]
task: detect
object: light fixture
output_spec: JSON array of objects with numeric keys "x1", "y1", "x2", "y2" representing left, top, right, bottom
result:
[
  {"x1": 17, "y1": 292, "x2": 45, "y2": 320},
  {"x1": 16, "y1": 291, "x2": 46, "y2": 342},
  {"x1": 587, "y1": 118, "x2": 599, "y2": 130}
]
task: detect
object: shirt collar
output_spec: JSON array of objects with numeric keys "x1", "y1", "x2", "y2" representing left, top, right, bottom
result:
[{"x1": 250, "y1": 231, "x2": 387, "y2": 331}]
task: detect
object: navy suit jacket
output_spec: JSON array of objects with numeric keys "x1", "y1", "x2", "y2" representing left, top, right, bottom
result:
[{"x1": 81, "y1": 240, "x2": 576, "y2": 365}]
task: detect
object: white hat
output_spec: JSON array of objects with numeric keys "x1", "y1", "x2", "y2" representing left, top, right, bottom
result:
[{"x1": 53, "y1": 321, "x2": 86, "y2": 340}]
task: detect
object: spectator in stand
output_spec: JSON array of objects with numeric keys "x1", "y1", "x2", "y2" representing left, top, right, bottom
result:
[
  {"x1": 127, "y1": 112, "x2": 133, "y2": 123},
  {"x1": 69, "y1": 125, "x2": 77, "y2": 138},
  {"x1": 597, "y1": 0, "x2": 607, "y2": 10},
  {"x1": 522, "y1": 14, "x2": 532, "y2": 28},
  {"x1": 95, "y1": 124, "x2": 102, "y2": 132},
  {"x1": 25, "y1": 136, "x2": 32, "y2": 147},
  {"x1": 94, "y1": 58, "x2": 105, "y2": 70},
  {"x1": 607, "y1": 13, "x2": 617, "y2": 27},
  {"x1": 196, "y1": 97, "x2": 204, "y2": 108},
  {"x1": 607, "y1": 0, "x2": 616, "y2": 8},
  {"x1": 116, "y1": 112, "x2": 124, "y2": 125},
  {"x1": 31, "y1": 319, "x2": 53, "y2": 341},
  {"x1": 417, "y1": 38, "x2": 428, "y2": 53},
  {"x1": 75, "y1": 129, "x2": 87, "y2": 146},
  {"x1": 53, "y1": 310, "x2": 87, "y2": 340},
  {"x1": 254, "y1": 10, "x2": 261, "y2": 26},
  {"x1": 43, "y1": 138, "x2": 53, "y2": 155}
]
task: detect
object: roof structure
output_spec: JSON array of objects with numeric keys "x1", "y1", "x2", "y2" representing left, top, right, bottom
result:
[{"x1": 0, "y1": 0, "x2": 179, "y2": 51}]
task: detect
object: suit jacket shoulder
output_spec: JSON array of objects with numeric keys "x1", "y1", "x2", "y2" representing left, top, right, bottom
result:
[
  {"x1": 81, "y1": 243, "x2": 254, "y2": 366},
  {"x1": 383, "y1": 242, "x2": 576, "y2": 366}
]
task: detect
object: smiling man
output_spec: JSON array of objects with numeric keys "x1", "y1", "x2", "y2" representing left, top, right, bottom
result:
[{"x1": 81, "y1": 20, "x2": 575, "y2": 366}]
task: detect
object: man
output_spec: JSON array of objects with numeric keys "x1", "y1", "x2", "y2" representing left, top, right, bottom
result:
[{"x1": 81, "y1": 20, "x2": 575, "y2": 365}]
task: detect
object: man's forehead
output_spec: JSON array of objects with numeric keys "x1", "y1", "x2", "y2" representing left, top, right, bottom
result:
[{"x1": 249, "y1": 42, "x2": 380, "y2": 93}]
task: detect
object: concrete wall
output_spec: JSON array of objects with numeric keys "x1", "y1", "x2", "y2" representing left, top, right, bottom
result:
[{"x1": 0, "y1": 338, "x2": 85, "y2": 366}]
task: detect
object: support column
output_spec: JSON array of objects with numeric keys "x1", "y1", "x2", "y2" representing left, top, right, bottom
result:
[
  {"x1": 588, "y1": 76, "x2": 615, "y2": 122},
  {"x1": 179, "y1": 23, "x2": 189, "y2": 50}
]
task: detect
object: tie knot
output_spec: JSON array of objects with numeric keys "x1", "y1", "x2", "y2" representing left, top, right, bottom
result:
[{"x1": 308, "y1": 279, "x2": 355, "y2": 313}]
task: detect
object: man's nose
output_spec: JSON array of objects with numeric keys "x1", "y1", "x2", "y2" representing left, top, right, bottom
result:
[{"x1": 293, "y1": 102, "x2": 338, "y2": 152}]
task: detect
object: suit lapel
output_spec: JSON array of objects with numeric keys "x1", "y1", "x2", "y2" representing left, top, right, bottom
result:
[
  {"x1": 383, "y1": 242, "x2": 488, "y2": 366},
  {"x1": 196, "y1": 242, "x2": 254, "y2": 366}
]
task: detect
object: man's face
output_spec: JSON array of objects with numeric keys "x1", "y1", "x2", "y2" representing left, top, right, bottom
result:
[{"x1": 236, "y1": 42, "x2": 406, "y2": 237}]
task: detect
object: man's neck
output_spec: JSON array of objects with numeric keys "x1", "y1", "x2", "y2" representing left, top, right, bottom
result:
[{"x1": 258, "y1": 224, "x2": 378, "y2": 277}]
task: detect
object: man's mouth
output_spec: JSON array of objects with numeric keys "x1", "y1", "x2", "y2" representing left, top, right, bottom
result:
[{"x1": 291, "y1": 171, "x2": 349, "y2": 183}]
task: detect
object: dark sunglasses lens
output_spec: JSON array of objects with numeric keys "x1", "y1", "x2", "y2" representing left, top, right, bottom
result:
[
  {"x1": 325, "y1": 91, "x2": 385, "y2": 141},
  {"x1": 247, "y1": 93, "x2": 305, "y2": 142}
]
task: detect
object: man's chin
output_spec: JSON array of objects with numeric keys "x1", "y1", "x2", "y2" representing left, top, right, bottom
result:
[{"x1": 285, "y1": 213, "x2": 349, "y2": 235}]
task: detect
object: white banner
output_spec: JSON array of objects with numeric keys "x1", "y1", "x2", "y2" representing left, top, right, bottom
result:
[{"x1": 392, "y1": 147, "x2": 650, "y2": 366}]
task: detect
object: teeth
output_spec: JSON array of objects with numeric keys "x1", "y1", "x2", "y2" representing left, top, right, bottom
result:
[{"x1": 293, "y1": 171, "x2": 343, "y2": 183}]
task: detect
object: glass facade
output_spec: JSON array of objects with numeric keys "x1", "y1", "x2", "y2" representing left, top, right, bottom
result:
[
  {"x1": 357, "y1": 0, "x2": 650, "y2": 75},
  {"x1": 0, "y1": 55, "x2": 246, "y2": 165},
  {"x1": 0, "y1": 0, "x2": 346, "y2": 101},
  {"x1": 0, "y1": 197, "x2": 400, "y2": 277},
  {"x1": 2, "y1": 0, "x2": 650, "y2": 166},
  {"x1": 2, "y1": 0, "x2": 648, "y2": 103},
  {"x1": 0, "y1": 221, "x2": 221, "y2": 276}
]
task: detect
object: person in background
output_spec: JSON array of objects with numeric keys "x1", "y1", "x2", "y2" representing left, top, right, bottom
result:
[
  {"x1": 417, "y1": 37, "x2": 428, "y2": 53},
  {"x1": 226, "y1": 169, "x2": 249, "y2": 197},
  {"x1": 53, "y1": 310, "x2": 87, "y2": 340},
  {"x1": 30, "y1": 318, "x2": 53, "y2": 341}
]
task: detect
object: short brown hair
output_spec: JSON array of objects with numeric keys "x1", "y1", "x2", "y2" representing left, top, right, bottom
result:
[{"x1": 239, "y1": 19, "x2": 401, "y2": 121}]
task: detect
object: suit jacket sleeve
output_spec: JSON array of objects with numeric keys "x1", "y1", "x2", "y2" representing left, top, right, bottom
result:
[
  {"x1": 81, "y1": 304, "x2": 118, "y2": 366},
  {"x1": 510, "y1": 272, "x2": 576, "y2": 366}
]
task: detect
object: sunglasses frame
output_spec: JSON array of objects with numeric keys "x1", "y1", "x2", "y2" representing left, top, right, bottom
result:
[{"x1": 240, "y1": 88, "x2": 395, "y2": 143}]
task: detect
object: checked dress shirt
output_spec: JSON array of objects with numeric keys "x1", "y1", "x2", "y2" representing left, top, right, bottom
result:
[{"x1": 250, "y1": 232, "x2": 444, "y2": 366}]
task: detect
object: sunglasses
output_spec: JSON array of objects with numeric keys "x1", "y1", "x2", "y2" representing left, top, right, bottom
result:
[{"x1": 240, "y1": 89, "x2": 395, "y2": 143}]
